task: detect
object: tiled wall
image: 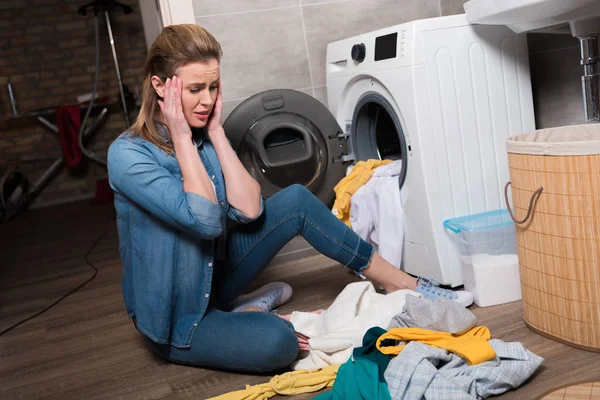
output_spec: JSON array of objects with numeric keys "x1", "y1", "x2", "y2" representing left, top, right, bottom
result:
[
  {"x1": 191, "y1": 0, "x2": 440, "y2": 120},
  {"x1": 527, "y1": 33, "x2": 591, "y2": 129}
]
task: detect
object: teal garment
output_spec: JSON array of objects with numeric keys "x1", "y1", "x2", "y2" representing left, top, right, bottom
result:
[{"x1": 314, "y1": 327, "x2": 393, "y2": 400}]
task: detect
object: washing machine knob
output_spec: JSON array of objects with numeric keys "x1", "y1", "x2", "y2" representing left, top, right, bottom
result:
[{"x1": 351, "y1": 43, "x2": 366, "y2": 63}]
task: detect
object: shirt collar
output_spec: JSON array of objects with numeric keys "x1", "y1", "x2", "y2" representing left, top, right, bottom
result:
[{"x1": 158, "y1": 124, "x2": 204, "y2": 148}]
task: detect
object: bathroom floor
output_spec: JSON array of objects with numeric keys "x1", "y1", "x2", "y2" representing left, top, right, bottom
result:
[{"x1": 1, "y1": 200, "x2": 599, "y2": 399}]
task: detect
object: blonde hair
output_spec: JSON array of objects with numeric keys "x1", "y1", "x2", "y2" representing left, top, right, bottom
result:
[{"x1": 130, "y1": 24, "x2": 222, "y2": 153}]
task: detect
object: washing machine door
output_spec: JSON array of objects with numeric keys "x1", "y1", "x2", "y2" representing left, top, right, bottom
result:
[{"x1": 223, "y1": 89, "x2": 348, "y2": 206}]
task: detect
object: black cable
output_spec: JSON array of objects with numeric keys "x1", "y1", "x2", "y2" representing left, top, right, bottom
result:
[{"x1": 0, "y1": 219, "x2": 111, "y2": 337}]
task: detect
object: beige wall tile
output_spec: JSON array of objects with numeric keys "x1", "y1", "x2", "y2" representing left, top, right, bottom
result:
[
  {"x1": 440, "y1": 0, "x2": 465, "y2": 16},
  {"x1": 192, "y1": 0, "x2": 299, "y2": 17},
  {"x1": 196, "y1": 7, "x2": 311, "y2": 100},
  {"x1": 529, "y1": 46, "x2": 587, "y2": 128}
]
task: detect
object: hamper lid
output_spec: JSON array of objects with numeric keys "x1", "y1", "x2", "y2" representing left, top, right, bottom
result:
[
  {"x1": 506, "y1": 123, "x2": 600, "y2": 156},
  {"x1": 443, "y1": 209, "x2": 513, "y2": 234}
]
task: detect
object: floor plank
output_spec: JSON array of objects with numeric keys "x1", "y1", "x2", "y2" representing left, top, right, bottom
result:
[{"x1": 1, "y1": 201, "x2": 599, "y2": 399}]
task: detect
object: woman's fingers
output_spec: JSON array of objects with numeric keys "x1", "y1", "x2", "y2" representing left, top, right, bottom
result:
[{"x1": 175, "y1": 76, "x2": 183, "y2": 115}]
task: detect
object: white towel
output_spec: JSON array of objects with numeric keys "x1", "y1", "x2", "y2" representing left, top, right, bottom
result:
[{"x1": 290, "y1": 281, "x2": 420, "y2": 370}]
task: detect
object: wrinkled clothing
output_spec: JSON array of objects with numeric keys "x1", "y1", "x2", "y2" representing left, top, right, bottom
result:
[
  {"x1": 290, "y1": 282, "x2": 420, "y2": 370},
  {"x1": 207, "y1": 364, "x2": 340, "y2": 400},
  {"x1": 350, "y1": 160, "x2": 404, "y2": 268},
  {"x1": 388, "y1": 294, "x2": 477, "y2": 335},
  {"x1": 384, "y1": 339, "x2": 544, "y2": 399},
  {"x1": 377, "y1": 326, "x2": 496, "y2": 366},
  {"x1": 332, "y1": 159, "x2": 393, "y2": 227},
  {"x1": 315, "y1": 327, "x2": 393, "y2": 400}
]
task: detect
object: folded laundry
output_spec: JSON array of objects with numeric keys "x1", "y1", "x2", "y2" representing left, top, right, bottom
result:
[
  {"x1": 388, "y1": 294, "x2": 477, "y2": 335},
  {"x1": 383, "y1": 339, "x2": 544, "y2": 399}
]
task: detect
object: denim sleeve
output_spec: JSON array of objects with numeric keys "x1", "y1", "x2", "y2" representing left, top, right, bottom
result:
[
  {"x1": 227, "y1": 196, "x2": 264, "y2": 224},
  {"x1": 223, "y1": 137, "x2": 265, "y2": 224},
  {"x1": 108, "y1": 139, "x2": 223, "y2": 239}
]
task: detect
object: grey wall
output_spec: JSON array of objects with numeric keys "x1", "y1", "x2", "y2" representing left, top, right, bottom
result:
[
  {"x1": 193, "y1": 0, "x2": 593, "y2": 129},
  {"x1": 192, "y1": 0, "x2": 440, "y2": 119}
]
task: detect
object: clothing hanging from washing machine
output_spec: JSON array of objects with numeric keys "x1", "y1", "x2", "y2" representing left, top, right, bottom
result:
[
  {"x1": 332, "y1": 159, "x2": 393, "y2": 227},
  {"x1": 350, "y1": 160, "x2": 404, "y2": 269}
]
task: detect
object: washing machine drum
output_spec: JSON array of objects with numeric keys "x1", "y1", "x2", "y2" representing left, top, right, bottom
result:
[{"x1": 223, "y1": 89, "x2": 347, "y2": 206}]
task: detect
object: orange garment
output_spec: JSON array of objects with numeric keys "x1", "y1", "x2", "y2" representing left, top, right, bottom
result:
[
  {"x1": 332, "y1": 159, "x2": 393, "y2": 227},
  {"x1": 376, "y1": 326, "x2": 496, "y2": 365}
]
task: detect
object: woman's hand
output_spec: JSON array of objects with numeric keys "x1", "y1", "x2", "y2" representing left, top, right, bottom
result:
[
  {"x1": 207, "y1": 83, "x2": 224, "y2": 137},
  {"x1": 157, "y1": 76, "x2": 192, "y2": 144}
]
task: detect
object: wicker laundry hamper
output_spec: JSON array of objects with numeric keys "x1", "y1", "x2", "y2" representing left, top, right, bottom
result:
[{"x1": 505, "y1": 123, "x2": 600, "y2": 351}]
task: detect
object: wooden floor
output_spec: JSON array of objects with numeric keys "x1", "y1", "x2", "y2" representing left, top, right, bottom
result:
[{"x1": 1, "y1": 201, "x2": 599, "y2": 400}]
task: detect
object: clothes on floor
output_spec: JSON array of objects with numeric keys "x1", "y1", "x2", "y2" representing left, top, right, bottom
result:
[
  {"x1": 388, "y1": 294, "x2": 477, "y2": 335},
  {"x1": 278, "y1": 310, "x2": 324, "y2": 351},
  {"x1": 207, "y1": 364, "x2": 340, "y2": 400},
  {"x1": 383, "y1": 339, "x2": 544, "y2": 399},
  {"x1": 332, "y1": 159, "x2": 393, "y2": 227},
  {"x1": 349, "y1": 159, "x2": 404, "y2": 269},
  {"x1": 314, "y1": 327, "x2": 393, "y2": 400},
  {"x1": 376, "y1": 326, "x2": 496, "y2": 366},
  {"x1": 290, "y1": 281, "x2": 421, "y2": 370}
]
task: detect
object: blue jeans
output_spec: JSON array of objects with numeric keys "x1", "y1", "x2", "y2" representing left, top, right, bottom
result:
[{"x1": 145, "y1": 185, "x2": 374, "y2": 373}]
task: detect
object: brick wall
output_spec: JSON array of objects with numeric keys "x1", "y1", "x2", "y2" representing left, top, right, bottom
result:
[{"x1": 0, "y1": 0, "x2": 148, "y2": 208}]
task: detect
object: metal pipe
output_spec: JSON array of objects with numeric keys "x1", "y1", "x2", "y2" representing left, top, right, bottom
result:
[
  {"x1": 578, "y1": 34, "x2": 600, "y2": 122},
  {"x1": 7, "y1": 82, "x2": 18, "y2": 116},
  {"x1": 105, "y1": 10, "x2": 130, "y2": 126}
]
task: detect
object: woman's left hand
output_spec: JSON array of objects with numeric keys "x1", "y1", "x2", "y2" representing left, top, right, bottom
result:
[{"x1": 207, "y1": 83, "x2": 224, "y2": 136}]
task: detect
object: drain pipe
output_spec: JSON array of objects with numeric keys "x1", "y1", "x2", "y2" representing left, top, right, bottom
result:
[{"x1": 578, "y1": 34, "x2": 600, "y2": 122}]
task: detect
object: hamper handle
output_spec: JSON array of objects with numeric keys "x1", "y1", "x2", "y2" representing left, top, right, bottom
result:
[{"x1": 504, "y1": 181, "x2": 543, "y2": 225}]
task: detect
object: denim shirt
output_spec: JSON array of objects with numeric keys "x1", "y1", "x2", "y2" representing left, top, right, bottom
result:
[{"x1": 107, "y1": 130, "x2": 264, "y2": 348}]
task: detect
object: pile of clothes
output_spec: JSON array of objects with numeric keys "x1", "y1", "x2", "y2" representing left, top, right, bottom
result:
[{"x1": 211, "y1": 282, "x2": 543, "y2": 400}]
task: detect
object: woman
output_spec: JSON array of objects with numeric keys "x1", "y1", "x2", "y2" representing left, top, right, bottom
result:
[{"x1": 107, "y1": 24, "x2": 472, "y2": 374}]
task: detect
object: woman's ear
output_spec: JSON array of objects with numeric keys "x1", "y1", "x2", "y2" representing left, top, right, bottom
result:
[{"x1": 151, "y1": 75, "x2": 164, "y2": 98}]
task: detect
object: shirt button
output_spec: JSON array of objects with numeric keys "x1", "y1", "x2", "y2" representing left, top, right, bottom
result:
[
  {"x1": 208, "y1": 262, "x2": 213, "y2": 267},
  {"x1": 193, "y1": 322, "x2": 198, "y2": 327},
  {"x1": 180, "y1": 177, "x2": 183, "y2": 181},
  {"x1": 211, "y1": 175, "x2": 215, "y2": 180},
  {"x1": 220, "y1": 202, "x2": 225, "y2": 206},
  {"x1": 205, "y1": 293, "x2": 209, "y2": 298}
]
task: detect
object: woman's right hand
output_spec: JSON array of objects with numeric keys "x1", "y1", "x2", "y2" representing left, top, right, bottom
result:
[{"x1": 157, "y1": 76, "x2": 192, "y2": 144}]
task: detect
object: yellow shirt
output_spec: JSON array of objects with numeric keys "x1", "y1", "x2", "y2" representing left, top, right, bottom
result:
[
  {"x1": 376, "y1": 326, "x2": 496, "y2": 365},
  {"x1": 208, "y1": 364, "x2": 340, "y2": 400},
  {"x1": 332, "y1": 159, "x2": 393, "y2": 227}
]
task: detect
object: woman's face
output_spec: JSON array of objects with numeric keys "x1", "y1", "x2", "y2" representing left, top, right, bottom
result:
[{"x1": 169, "y1": 58, "x2": 220, "y2": 129}]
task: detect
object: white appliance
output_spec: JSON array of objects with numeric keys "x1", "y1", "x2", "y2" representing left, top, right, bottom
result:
[{"x1": 326, "y1": 14, "x2": 535, "y2": 286}]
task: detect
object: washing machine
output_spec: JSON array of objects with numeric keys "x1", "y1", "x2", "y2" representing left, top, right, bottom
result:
[{"x1": 223, "y1": 14, "x2": 535, "y2": 286}]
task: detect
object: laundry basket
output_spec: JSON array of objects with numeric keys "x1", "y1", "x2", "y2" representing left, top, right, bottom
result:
[{"x1": 505, "y1": 123, "x2": 600, "y2": 351}]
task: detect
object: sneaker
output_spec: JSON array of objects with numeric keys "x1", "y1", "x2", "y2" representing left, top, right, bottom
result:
[
  {"x1": 229, "y1": 282, "x2": 293, "y2": 313},
  {"x1": 415, "y1": 277, "x2": 474, "y2": 307}
]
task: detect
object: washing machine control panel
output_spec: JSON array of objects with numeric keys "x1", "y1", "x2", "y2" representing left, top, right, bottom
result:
[{"x1": 351, "y1": 43, "x2": 366, "y2": 63}]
